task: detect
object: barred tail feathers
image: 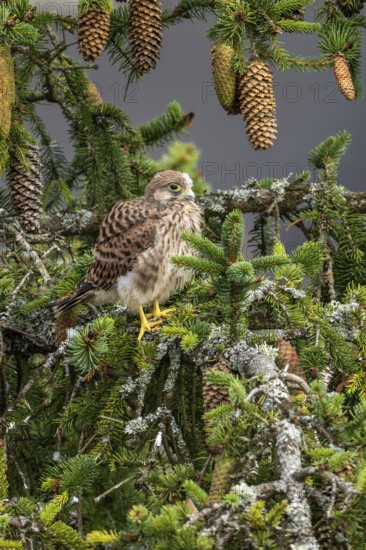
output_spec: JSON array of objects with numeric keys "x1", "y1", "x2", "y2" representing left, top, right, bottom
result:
[{"x1": 53, "y1": 282, "x2": 95, "y2": 317}]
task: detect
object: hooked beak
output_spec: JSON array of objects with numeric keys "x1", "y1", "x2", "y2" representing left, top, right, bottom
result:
[{"x1": 182, "y1": 188, "x2": 195, "y2": 200}]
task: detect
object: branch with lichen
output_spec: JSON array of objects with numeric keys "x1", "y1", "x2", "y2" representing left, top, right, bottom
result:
[{"x1": 9, "y1": 186, "x2": 361, "y2": 240}]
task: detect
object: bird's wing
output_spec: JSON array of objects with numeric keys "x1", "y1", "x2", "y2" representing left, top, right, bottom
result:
[{"x1": 81, "y1": 198, "x2": 160, "y2": 290}]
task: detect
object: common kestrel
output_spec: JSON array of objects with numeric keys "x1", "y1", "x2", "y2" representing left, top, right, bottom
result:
[{"x1": 54, "y1": 171, "x2": 201, "y2": 339}]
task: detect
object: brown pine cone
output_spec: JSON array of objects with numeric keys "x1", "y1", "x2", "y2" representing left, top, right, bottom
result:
[
  {"x1": 78, "y1": 5, "x2": 110, "y2": 62},
  {"x1": 8, "y1": 142, "x2": 44, "y2": 233},
  {"x1": 239, "y1": 60, "x2": 278, "y2": 150},
  {"x1": 128, "y1": 0, "x2": 162, "y2": 73},
  {"x1": 203, "y1": 359, "x2": 231, "y2": 413},
  {"x1": 333, "y1": 53, "x2": 355, "y2": 101},
  {"x1": 277, "y1": 339, "x2": 306, "y2": 381}
]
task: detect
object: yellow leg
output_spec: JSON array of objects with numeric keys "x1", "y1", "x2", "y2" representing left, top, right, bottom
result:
[
  {"x1": 146, "y1": 299, "x2": 176, "y2": 320},
  {"x1": 138, "y1": 304, "x2": 162, "y2": 341}
]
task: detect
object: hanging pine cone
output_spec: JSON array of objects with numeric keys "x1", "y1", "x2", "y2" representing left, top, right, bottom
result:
[
  {"x1": 8, "y1": 142, "x2": 44, "y2": 233},
  {"x1": 128, "y1": 0, "x2": 162, "y2": 73},
  {"x1": 239, "y1": 60, "x2": 278, "y2": 150},
  {"x1": 211, "y1": 42, "x2": 240, "y2": 115},
  {"x1": 333, "y1": 53, "x2": 355, "y2": 101},
  {"x1": 203, "y1": 359, "x2": 231, "y2": 413},
  {"x1": 77, "y1": 3, "x2": 110, "y2": 62},
  {"x1": 0, "y1": 47, "x2": 15, "y2": 140}
]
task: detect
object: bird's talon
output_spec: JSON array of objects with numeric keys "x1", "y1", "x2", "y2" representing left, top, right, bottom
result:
[
  {"x1": 146, "y1": 300, "x2": 176, "y2": 319},
  {"x1": 137, "y1": 324, "x2": 161, "y2": 341},
  {"x1": 148, "y1": 320, "x2": 163, "y2": 327},
  {"x1": 138, "y1": 305, "x2": 163, "y2": 340},
  {"x1": 158, "y1": 307, "x2": 176, "y2": 318}
]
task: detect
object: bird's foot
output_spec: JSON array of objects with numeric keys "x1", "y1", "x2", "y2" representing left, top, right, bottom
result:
[
  {"x1": 137, "y1": 319, "x2": 162, "y2": 341},
  {"x1": 146, "y1": 300, "x2": 176, "y2": 320},
  {"x1": 138, "y1": 305, "x2": 162, "y2": 341}
]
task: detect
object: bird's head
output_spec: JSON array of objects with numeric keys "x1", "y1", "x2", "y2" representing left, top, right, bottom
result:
[{"x1": 144, "y1": 171, "x2": 195, "y2": 203}]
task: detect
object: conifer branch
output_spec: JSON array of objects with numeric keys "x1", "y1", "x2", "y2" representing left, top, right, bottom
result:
[
  {"x1": 30, "y1": 188, "x2": 366, "y2": 238},
  {"x1": 6, "y1": 224, "x2": 52, "y2": 286},
  {"x1": 231, "y1": 345, "x2": 319, "y2": 549}
]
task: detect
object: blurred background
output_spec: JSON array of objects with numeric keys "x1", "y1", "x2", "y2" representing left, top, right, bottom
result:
[{"x1": 34, "y1": 0, "x2": 366, "y2": 191}]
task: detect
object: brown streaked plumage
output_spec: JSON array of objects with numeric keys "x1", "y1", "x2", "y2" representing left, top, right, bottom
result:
[{"x1": 54, "y1": 171, "x2": 201, "y2": 339}]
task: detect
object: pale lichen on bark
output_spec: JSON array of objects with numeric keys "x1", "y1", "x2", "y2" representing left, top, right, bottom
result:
[{"x1": 226, "y1": 342, "x2": 319, "y2": 549}]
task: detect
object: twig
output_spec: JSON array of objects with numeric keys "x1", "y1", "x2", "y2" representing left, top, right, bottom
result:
[
  {"x1": 197, "y1": 454, "x2": 212, "y2": 485},
  {"x1": 297, "y1": 415, "x2": 335, "y2": 444},
  {"x1": 327, "y1": 474, "x2": 337, "y2": 519},
  {"x1": 2, "y1": 269, "x2": 32, "y2": 318},
  {"x1": 0, "y1": 375, "x2": 37, "y2": 427},
  {"x1": 94, "y1": 476, "x2": 134, "y2": 503},
  {"x1": 7, "y1": 224, "x2": 52, "y2": 287},
  {"x1": 279, "y1": 372, "x2": 312, "y2": 395},
  {"x1": 78, "y1": 432, "x2": 99, "y2": 454},
  {"x1": 245, "y1": 387, "x2": 267, "y2": 402},
  {"x1": 162, "y1": 431, "x2": 178, "y2": 465},
  {"x1": 11, "y1": 454, "x2": 29, "y2": 492}
]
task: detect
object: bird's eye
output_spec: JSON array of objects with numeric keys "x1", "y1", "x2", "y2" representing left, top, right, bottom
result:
[{"x1": 168, "y1": 183, "x2": 181, "y2": 192}]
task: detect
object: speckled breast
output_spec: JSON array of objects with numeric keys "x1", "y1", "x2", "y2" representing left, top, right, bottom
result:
[{"x1": 118, "y1": 200, "x2": 201, "y2": 310}]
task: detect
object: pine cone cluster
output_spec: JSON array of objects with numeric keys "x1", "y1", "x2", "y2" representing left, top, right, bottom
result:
[
  {"x1": 211, "y1": 42, "x2": 240, "y2": 115},
  {"x1": 333, "y1": 53, "x2": 355, "y2": 101},
  {"x1": 8, "y1": 142, "x2": 44, "y2": 233},
  {"x1": 78, "y1": 4, "x2": 110, "y2": 62},
  {"x1": 0, "y1": 47, "x2": 15, "y2": 140},
  {"x1": 239, "y1": 60, "x2": 278, "y2": 150},
  {"x1": 128, "y1": 0, "x2": 162, "y2": 73},
  {"x1": 203, "y1": 359, "x2": 231, "y2": 413}
]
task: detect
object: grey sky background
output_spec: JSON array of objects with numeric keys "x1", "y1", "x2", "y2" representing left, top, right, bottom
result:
[{"x1": 35, "y1": 0, "x2": 366, "y2": 192}]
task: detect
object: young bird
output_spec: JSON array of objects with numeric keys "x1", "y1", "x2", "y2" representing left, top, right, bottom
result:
[{"x1": 54, "y1": 171, "x2": 201, "y2": 340}]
